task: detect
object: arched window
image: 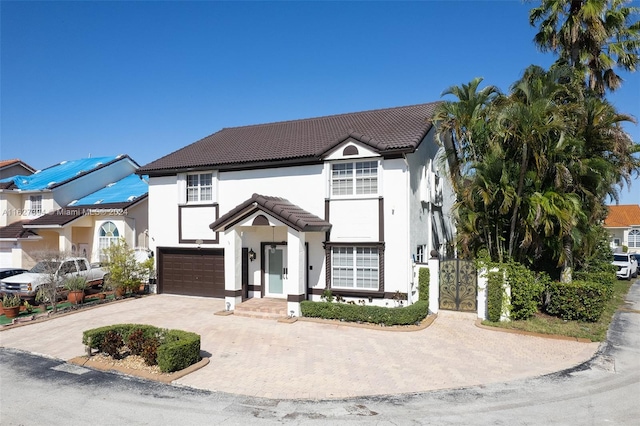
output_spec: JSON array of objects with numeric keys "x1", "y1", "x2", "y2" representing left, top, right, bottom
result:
[
  {"x1": 99, "y1": 221, "x2": 120, "y2": 260},
  {"x1": 629, "y1": 229, "x2": 640, "y2": 249}
]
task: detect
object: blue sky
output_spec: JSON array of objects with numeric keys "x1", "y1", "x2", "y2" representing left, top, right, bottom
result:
[{"x1": 1, "y1": 0, "x2": 638, "y2": 205}]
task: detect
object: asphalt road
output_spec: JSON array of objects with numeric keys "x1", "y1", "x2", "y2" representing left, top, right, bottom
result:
[{"x1": 0, "y1": 280, "x2": 638, "y2": 425}]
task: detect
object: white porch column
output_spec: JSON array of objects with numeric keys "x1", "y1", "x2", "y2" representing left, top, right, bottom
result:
[
  {"x1": 428, "y1": 256, "x2": 439, "y2": 314},
  {"x1": 286, "y1": 228, "x2": 306, "y2": 317},
  {"x1": 223, "y1": 228, "x2": 242, "y2": 311},
  {"x1": 59, "y1": 227, "x2": 73, "y2": 254},
  {"x1": 477, "y1": 267, "x2": 488, "y2": 320}
]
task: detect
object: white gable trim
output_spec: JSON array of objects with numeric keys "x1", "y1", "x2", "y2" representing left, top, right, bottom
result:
[{"x1": 322, "y1": 139, "x2": 381, "y2": 161}]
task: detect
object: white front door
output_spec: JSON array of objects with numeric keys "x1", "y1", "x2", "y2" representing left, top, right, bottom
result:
[{"x1": 265, "y1": 245, "x2": 287, "y2": 298}]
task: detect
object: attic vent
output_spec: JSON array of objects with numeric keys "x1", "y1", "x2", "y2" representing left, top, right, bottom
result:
[
  {"x1": 47, "y1": 181, "x2": 57, "y2": 187},
  {"x1": 21, "y1": 179, "x2": 28, "y2": 184},
  {"x1": 94, "y1": 200, "x2": 103, "y2": 204},
  {"x1": 76, "y1": 170, "x2": 85, "y2": 175},
  {"x1": 60, "y1": 161, "x2": 68, "y2": 165},
  {"x1": 34, "y1": 170, "x2": 42, "y2": 174},
  {"x1": 106, "y1": 182, "x2": 116, "y2": 187},
  {"x1": 116, "y1": 154, "x2": 123, "y2": 159},
  {"x1": 343, "y1": 146, "x2": 359, "y2": 156},
  {"x1": 127, "y1": 195, "x2": 136, "y2": 202},
  {"x1": 68, "y1": 200, "x2": 78, "y2": 206},
  {"x1": 96, "y1": 162, "x2": 103, "y2": 166}
]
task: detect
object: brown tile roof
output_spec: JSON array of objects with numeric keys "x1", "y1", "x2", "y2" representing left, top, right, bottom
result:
[
  {"x1": 0, "y1": 221, "x2": 39, "y2": 239},
  {"x1": 210, "y1": 193, "x2": 332, "y2": 233},
  {"x1": 138, "y1": 102, "x2": 440, "y2": 175},
  {"x1": 604, "y1": 205, "x2": 640, "y2": 227}
]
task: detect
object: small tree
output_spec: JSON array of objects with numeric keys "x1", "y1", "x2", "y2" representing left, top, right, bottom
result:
[
  {"x1": 102, "y1": 238, "x2": 143, "y2": 294},
  {"x1": 30, "y1": 250, "x2": 72, "y2": 313}
]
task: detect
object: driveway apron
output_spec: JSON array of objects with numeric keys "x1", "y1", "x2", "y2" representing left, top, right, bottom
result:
[{"x1": 0, "y1": 295, "x2": 599, "y2": 400}]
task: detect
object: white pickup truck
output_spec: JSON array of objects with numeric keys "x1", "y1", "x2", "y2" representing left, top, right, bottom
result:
[
  {"x1": 0, "y1": 257, "x2": 108, "y2": 301},
  {"x1": 612, "y1": 253, "x2": 639, "y2": 280}
]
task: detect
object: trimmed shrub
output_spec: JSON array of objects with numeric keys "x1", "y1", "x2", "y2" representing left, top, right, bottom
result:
[
  {"x1": 83, "y1": 324, "x2": 200, "y2": 372},
  {"x1": 418, "y1": 267, "x2": 429, "y2": 304},
  {"x1": 300, "y1": 300, "x2": 428, "y2": 326},
  {"x1": 157, "y1": 330, "x2": 201, "y2": 373},
  {"x1": 487, "y1": 271, "x2": 504, "y2": 322},
  {"x1": 127, "y1": 329, "x2": 147, "y2": 356},
  {"x1": 101, "y1": 330, "x2": 124, "y2": 358},
  {"x1": 141, "y1": 338, "x2": 159, "y2": 366},
  {"x1": 573, "y1": 271, "x2": 615, "y2": 299},
  {"x1": 546, "y1": 280, "x2": 609, "y2": 322},
  {"x1": 505, "y1": 263, "x2": 547, "y2": 320}
]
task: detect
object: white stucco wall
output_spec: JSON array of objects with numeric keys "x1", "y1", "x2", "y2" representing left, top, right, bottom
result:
[{"x1": 147, "y1": 175, "x2": 180, "y2": 251}]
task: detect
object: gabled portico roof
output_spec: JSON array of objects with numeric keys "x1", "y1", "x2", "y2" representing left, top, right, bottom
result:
[{"x1": 210, "y1": 193, "x2": 331, "y2": 233}]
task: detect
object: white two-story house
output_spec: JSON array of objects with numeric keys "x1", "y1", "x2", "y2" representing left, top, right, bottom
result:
[
  {"x1": 138, "y1": 102, "x2": 454, "y2": 315},
  {"x1": 0, "y1": 155, "x2": 148, "y2": 267}
]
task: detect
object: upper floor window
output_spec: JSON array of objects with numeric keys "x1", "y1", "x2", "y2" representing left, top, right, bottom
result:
[
  {"x1": 187, "y1": 173, "x2": 213, "y2": 202},
  {"x1": 30, "y1": 195, "x2": 42, "y2": 215},
  {"x1": 331, "y1": 161, "x2": 378, "y2": 197},
  {"x1": 629, "y1": 229, "x2": 640, "y2": 248}
]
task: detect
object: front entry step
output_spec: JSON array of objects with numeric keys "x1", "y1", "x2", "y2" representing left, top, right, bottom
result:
[{"x1": 233, "y1": 297, "x2": 288, "y2": 320}]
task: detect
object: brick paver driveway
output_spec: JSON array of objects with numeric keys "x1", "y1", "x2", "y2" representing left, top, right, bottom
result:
[{"x1": 0, "y1": 294, "x2": 599, "y2": 399}]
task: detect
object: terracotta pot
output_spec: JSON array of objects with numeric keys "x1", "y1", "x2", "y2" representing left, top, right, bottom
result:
[
  {"x1": 96, "y1": 293, "x2": 106, "y2": 300},
  {"x1": 67, "y1": 290, "x2": 85, "y2": 304},
  {"x1": 115, "y1": 287, "x2": 126, "y2": 298},
  {"x1": 3, "y1": 305, "x2": 20, "y2": 319}
]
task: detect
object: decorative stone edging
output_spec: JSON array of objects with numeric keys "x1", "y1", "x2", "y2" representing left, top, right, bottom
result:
[{"x1": 68, "y1": 353, "x2": 210, "y2": 384}]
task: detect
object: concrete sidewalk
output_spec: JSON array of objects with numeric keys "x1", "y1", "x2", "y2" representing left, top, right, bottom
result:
[{"x1": 0, "y1": 294, "x2": 599, "y2": 400}]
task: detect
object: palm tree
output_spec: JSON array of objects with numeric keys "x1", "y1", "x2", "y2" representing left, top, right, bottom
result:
[{"x1": 529, "y1": 0, "x2": 640, "y2": 96}]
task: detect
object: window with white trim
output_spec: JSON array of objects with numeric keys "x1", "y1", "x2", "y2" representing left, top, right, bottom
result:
[
  {"x1": 332, "y1": 246, "x2": 379, "y2": 289},
  {"x1": 187, "y1": 173, "x2": 212, "y2": 202},
  {"x1": 331, "y1": 161, "x2": 378, "y2": 196},
  {"x1": 30, "y1": 195, "x2": 42, "y2": 215},
  {"x1": 629, "y1": 229, "x2": 640, "y2": 248},
  {"x1": 98, "y1": 221, "x2": 119, "y2": 261}
]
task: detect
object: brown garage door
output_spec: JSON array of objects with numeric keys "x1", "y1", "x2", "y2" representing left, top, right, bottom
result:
[{"x1": 158, "y1": 248, "x2": 225, "y2": 298}]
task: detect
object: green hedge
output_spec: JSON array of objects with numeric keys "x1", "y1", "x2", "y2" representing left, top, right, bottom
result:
[
  {"x1": 573, "y1": 271, "x2": 615, "y2": 299},
  {"x1": 157, "y1": 329, "x2": 201, "y2": 373},
  {"x1": 418, "y1": 267, "x2": 429, "y2": 304},
  {"x1": 300, "y1": 300, "x2": 428, "y2": 326},
  {"x1": 546, "y1": 281, "x2": 609, "y2": 322},
  {"x1": 487, "y1": 271, "x2": 504, "y2": 322},
  {"x1": 505, "y1": 263, "x2": 547, "y2": 320},
  {"x1": 82, "y1": 324, "x2": 200, "y2": 373}
]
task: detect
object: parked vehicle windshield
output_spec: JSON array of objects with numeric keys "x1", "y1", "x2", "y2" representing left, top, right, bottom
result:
[{"x1": 29, "y1": 261, "x2": 61, "y2": 274}]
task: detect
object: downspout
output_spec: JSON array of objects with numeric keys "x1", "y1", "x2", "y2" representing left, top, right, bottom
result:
[{"x1": 403, "y1": 154, "x2": 412, "y2": 305}]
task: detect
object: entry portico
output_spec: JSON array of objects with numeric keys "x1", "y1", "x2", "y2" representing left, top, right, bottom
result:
[{"x1": 210, "y1": 193, "x2": 331, "y2": 316}]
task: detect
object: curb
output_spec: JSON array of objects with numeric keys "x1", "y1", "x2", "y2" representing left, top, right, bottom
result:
[{"x1": 68, "y1": 353, "x2": 210, "y2": 384}]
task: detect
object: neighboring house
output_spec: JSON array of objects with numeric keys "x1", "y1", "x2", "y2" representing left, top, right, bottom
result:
[
  {"x1": 0, "y1": 159, "x2": 36, "y2": 180},
  {"x1": 137, "y1": 102, "x2": 455, "y2": 315},
  {"x1": 604, "y1": 204, "x2": 640, "y2": 252},
  {"x1": 0, "y1": 155, "x2": 148, "y2": 268}
]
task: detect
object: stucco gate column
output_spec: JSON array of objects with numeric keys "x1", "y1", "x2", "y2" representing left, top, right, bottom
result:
[
  {"x1": 222, "y1": 228, "x2": 242, "y2": 311},
  {"x1": 286, "y1": 228, "x2": 306, "y2": 317}
]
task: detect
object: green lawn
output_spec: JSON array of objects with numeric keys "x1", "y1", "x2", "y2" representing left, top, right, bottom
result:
[{"x1": 481, "y1": 278, "x2": 635, "y2": 341}]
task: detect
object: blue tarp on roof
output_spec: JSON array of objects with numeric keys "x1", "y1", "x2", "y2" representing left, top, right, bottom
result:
[
  {"x1": 0, "y1": 156, "x2": 121, "y2": 191},
  {"x1": 71, "y1": 174, "x2": 148, "y2": 205}
]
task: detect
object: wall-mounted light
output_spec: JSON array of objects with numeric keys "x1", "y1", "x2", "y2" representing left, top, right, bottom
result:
[{"x1": 248, "y1": 248, "x2": 256, "y2": 262}]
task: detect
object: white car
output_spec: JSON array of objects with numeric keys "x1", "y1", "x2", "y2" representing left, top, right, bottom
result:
[{"x1": 612, "y1": 253, "x2": 639, "y2": 280}]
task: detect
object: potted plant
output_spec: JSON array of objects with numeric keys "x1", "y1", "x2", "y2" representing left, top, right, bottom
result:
[
  {"x1": 64, "y1": 276, "x2": 87, "y2": 304},
  {"x1": 2, "y1": 294, "x2": 22, "y2": 319},
  {"x1": 35, "y1": 287, "x2": 49, "y2": 313}
]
